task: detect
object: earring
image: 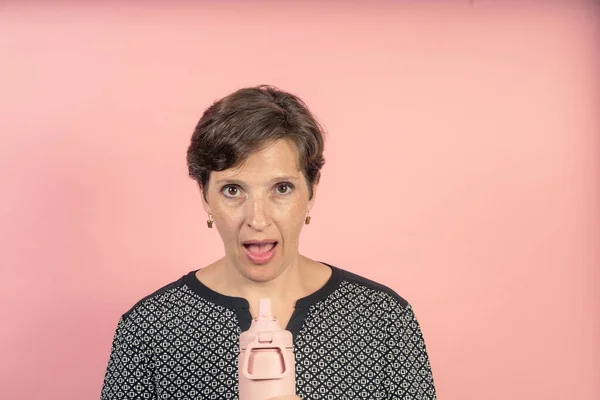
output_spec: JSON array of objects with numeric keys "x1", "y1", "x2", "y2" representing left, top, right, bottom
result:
[
  {"x1": 304, "y1": 213, "x2": 311, "y2": 225},
  {"x1": 207, "y1": 214, "x2": 214, "y2": 229}
]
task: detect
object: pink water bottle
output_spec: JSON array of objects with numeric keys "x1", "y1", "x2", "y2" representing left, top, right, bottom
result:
[{"x1": 238, "y1": 298, "x2": 296, "y2": 400}]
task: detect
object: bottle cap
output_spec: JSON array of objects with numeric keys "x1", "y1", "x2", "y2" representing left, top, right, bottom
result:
[{"x1": 258, "y1": 298, "x2": 272, "y2": 320}]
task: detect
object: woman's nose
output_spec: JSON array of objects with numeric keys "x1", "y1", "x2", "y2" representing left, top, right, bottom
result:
[{"x1": 246, "y1": 197, "x2": 270, "y2": 231}]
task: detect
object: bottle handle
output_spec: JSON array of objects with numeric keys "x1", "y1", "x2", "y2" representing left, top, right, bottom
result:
[{"x1": 242, "y1": 340, "x2": 290, "y2": 380}]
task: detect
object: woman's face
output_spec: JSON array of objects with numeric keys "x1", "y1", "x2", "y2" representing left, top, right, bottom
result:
[{"x1": 201, "y1": 139, "x2": 316, "y2": 283}]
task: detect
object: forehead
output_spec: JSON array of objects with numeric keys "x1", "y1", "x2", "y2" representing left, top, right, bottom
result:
[{"x1": 215, "y1": 139, "x2": 302, "y2": 181}]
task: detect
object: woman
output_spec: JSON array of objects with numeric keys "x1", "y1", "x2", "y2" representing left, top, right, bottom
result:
[{"x1": 101, "y1": 85, "x2": 437, "y2": 399}]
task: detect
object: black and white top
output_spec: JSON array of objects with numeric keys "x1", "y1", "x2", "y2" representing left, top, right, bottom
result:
[{"x1": 100, "y1": 264, "x2": 437, "y2": 399}]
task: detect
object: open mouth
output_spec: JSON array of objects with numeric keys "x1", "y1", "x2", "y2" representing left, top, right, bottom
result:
[
  {"x1": 242, "y1": 241, "x2": 278, "y2": 264},
  {"x1": 243, "y1": 242, "x2": 277, "y2": 254}
]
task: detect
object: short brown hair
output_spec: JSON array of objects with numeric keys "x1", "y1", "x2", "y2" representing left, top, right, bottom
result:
[{"x1": 187, "y1": 85, "x2": 326, "y2": 200}]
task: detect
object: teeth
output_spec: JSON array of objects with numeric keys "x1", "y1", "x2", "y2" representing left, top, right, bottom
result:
[{"x1": 246, "y1": 243, "x2": 275, "y2": 254}]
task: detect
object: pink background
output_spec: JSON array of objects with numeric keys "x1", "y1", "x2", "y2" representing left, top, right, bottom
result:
[{"x1": 1, "y1": 1, "x2": 598, "y2": 399}]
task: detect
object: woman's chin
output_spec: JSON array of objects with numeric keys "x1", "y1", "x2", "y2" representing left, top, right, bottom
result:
[{"x1": 237, "y1": 260, "x2": 284, "y2": 283}]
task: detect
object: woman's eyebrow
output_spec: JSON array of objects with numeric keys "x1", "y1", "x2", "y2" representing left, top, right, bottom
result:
[
  {"x1": 268, "y1": 175, "x2": 300, "y2": 183},
  {"x1": 214, "y1": 178, "x2": 244, "y2": 186},
  {"x1": 215, "y1": 175, "x2": 300, "y2": 186}
]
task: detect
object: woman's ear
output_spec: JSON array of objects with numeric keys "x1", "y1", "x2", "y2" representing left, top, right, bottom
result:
[
  {"x1": 198, "y1": 183, "x2": 212, "y2": 215},
  {"x1": 307, "y1": 183, "x2": 318, "y2": 212}
]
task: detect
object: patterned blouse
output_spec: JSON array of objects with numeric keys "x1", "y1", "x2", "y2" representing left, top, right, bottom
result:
[{"x1": 100, "y1": 263, "x2": 437, "y2": 399}]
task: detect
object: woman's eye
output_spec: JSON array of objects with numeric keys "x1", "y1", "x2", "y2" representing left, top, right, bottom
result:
[
  {"x1": 222, "y1": 185, "x2": 241, "y2": 198},
  {"x1": 276, "y1": 183, "x2": 293, "y2": 194}
]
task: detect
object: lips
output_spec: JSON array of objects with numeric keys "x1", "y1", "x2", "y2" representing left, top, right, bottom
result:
[
  {"x1": 245, "y1": 242, "x2": 275, "y2": 253},
  {"x1": 242, "y1": 240, "x2": 278, "y2": 265}
]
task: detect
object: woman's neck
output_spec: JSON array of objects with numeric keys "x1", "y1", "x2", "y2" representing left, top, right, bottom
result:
[
  {"x1": 224, "y1": 255, "x2": 307, "y2": 303},
  {"x1": 197, "y1": 255, "x2": 331, "y2": 321}
]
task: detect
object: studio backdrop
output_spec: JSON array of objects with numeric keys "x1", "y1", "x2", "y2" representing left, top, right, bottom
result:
[{"x1": 0, "y1": 2, "x2": 598, "y2": 399}]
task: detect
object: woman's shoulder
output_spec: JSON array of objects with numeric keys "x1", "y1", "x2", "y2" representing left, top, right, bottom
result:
[
  {"x1": 119, "y1": 271, "x2": 196, "y2": 323},
  {"x1": 326, "y1": 263, "x2": 411, "y2": 310},
  {"x1": 315, "y1": 263, "x2": 424, "y2": 331}
]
